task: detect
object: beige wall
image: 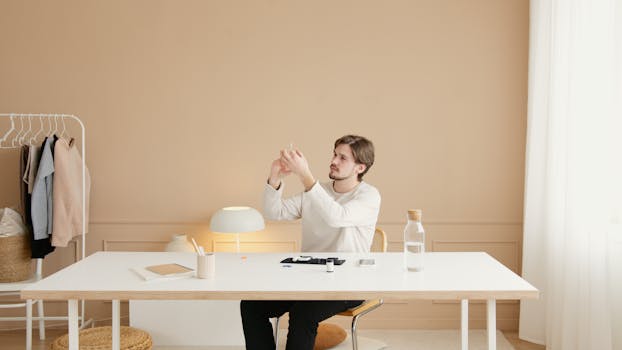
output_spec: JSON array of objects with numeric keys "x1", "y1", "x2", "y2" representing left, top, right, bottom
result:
[{"x1": 0, "y1": 0, "x2": 528, "y2": 330}]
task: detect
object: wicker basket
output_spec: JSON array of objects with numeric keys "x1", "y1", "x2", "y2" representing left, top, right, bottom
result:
[
  {"x1": 0, "y1": 234, "x2": 31, "y2": 282},
  {"x1": 50, "y1": 326, "x2": 152, "y2": 350}
]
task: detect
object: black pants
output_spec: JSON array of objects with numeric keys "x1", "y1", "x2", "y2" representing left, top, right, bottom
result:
[{"x1": 240, "y1": 300, "x2": 363, "y2": 350}]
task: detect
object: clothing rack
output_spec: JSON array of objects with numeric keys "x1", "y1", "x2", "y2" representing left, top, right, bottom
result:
[{"x1": 0, "y1": 113, "x2": 90, "y2": 330}]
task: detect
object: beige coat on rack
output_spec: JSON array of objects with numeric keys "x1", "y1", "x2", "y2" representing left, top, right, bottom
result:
[{"x1": 51, "y1": 137, "x2": 91, "y2": 247}]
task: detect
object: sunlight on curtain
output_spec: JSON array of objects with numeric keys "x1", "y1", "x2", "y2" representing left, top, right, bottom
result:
[{"x1": 520, "y1": 0, "x2": 622, "y2": 349}]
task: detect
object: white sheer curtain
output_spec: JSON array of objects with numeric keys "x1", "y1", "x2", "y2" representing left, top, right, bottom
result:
[
  {"x1": 520, "y1": 0, "x2": 622, "y2": 349},
  {"x1": 519, "y1": 0, "x2": 622, "y2": 350}
]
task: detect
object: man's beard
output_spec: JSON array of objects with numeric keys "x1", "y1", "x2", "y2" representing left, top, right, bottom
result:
[
  {"x1": 329, "y1": 170, "x2": 349, "y2": 181},
  {"x1": 329, "y1": 173, "x2": 347, "y2": 180}
]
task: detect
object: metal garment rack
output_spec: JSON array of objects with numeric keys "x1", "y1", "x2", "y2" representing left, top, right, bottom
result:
[{"x1": 0, "y1": 113, "x2": 91, "y2": 331}]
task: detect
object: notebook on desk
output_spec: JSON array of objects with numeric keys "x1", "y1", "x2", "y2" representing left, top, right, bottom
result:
[
  {"x1": 131, "y1": 263, "x2": 194, "y2": 281},
  {"x1": 146, "y1": 263, "x2": 193, "y2": 275}
]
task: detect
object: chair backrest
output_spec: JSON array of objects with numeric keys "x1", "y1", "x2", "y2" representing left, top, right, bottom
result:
[{"x1": 370, "y1": 228, "x2": 387, "y2": 253}]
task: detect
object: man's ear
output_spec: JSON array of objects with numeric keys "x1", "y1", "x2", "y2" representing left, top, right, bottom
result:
[{"x1": 355, "y1": 164, "x2": 366, "y2": 175}]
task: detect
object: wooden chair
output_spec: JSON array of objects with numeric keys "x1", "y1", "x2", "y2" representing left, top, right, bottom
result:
[
  {"x1": 336, "y1": 228, "x2": 386, "y2": 350},
  {"x1": 274, "y1": 228, "x2": 388, "y2": 350}
]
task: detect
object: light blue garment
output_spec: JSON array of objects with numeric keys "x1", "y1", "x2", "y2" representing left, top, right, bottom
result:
[{"x1": 31, "y1": 137, "x2": 55, "y2": 240}]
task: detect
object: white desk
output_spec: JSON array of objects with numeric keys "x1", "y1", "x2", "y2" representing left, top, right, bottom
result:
[{"x1": 21, "y1": 251, "x2": 538, "y2": 350}]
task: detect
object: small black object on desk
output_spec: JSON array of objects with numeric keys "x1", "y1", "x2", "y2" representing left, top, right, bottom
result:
[{"x1": 280, "y1": 257, "x2": 346, "y2": 265}]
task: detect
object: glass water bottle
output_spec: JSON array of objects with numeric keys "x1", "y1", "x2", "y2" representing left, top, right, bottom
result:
[{"x1": 403, "y1": 209, "x2": 425, "y2": 271}]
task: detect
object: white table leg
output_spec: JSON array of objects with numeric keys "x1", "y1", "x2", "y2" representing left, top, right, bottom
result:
[
  {"x1": 112, "y1": 299, "x2": 120, "y2": 350},
  {"x1": 26, "y1": 299, "x2": 32, "y2": 350},
  {"x1": 37, "y1": 299, "x2": 45, "y2": 340},
  {"x1": 81, "y1": 299, "x2": 86, "y2": 328},
  {"x1": 487, "y1": 298, "x2": 496, "y2": 350},
  {"x1": 461, "y1": 299, "x2": 468, "y2": 350},
  {"x1": 68, "y1": 299, "x2": 79, "y2": 350}
]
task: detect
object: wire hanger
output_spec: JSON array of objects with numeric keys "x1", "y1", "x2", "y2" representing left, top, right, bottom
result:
[
  {"x1": 46, "y1": 115, "x2": 53, "y2": 137},
  {"x1": 18, "y1": 114, "x2": 32, "y2": 145},
  {"x1": 52, "y1": 114, "x2": 59, "y2": 136},
  {"x1": 11, "y1": 116, "x2": 26, "y2": 147},
  {"x1": 30, "y1": 116, "x2": 44, "y2": 145},
  {"x1": 60, "y1": 116, "x2": 68, "y2": 140},
  {"x1": 0, "y1": 115, "x2": 17, "y2": 148}
]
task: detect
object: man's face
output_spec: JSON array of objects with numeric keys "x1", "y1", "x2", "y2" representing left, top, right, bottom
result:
[{"x1": 329, "y1": 144, "x2": 365, "y2": 181}]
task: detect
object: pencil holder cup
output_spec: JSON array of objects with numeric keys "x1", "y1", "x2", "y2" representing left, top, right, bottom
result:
[{"x1": 197, "y1": 254, "x2": 215, "y2": 279}]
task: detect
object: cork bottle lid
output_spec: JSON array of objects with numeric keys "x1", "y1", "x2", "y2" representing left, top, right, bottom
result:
[{"x1": 407, "y1": 209, "x2": 422, "y2": 221}]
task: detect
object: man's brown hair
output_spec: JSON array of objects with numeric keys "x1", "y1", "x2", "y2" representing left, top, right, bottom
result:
[{"x1": 334, "y1": 135, "x2": 375, "y2": 181}]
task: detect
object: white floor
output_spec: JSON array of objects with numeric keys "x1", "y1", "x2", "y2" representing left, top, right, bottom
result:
[{"x1": 154, "y1": 329, "x2": 514, "y2": 350}]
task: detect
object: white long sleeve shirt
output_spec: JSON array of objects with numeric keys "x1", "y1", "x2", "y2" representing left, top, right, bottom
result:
[{"x1": 263, "y1": 181, "x2": 381, "y2": 253}]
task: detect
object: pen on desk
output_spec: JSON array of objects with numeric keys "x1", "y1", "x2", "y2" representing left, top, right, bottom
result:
[{"x1": 190, "y1": 237, "x2": 203, "y2": 256}]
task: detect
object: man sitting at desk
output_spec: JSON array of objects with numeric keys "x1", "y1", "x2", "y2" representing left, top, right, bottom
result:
[{"x1": 240, "y1": 135, "x2": 381, "y2": 350}]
